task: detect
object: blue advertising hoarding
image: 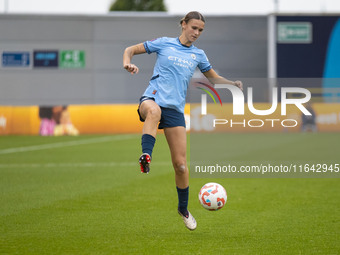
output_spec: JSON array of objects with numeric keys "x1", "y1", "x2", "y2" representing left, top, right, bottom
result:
[
  {"x1": 2, "y1": 52, "x2": 30, "y2": 67},
  {"x1": 33, "y1": 50, "x2": 58, "y2": 68}
]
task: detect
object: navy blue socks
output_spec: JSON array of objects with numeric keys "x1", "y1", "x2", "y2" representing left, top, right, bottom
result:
[
  {"x1": 141, "y1": 134, "x2": 156, "y2": 157},
  {"x1": 177, "y1": 186, "x2": 189, "y2": 217}
]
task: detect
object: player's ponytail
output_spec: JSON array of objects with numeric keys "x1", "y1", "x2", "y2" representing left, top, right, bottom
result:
[{"x1": 180, "y1": 11, "x2": 205, "y2": 26}]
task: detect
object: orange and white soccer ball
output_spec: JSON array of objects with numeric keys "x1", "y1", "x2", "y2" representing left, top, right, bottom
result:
[{"x1": 198, "y1": 183, "x2": 227, "y2": 211}]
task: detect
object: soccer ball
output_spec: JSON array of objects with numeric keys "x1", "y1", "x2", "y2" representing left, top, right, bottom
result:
[{"x1": 198, "y1": 182, "x2": 227, "y2": 211}]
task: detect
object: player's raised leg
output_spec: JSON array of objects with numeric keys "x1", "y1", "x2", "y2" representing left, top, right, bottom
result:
[
  {"x1": 164, "y1": 126, "x2": 196, "y2": 230},
  {"x1": 138, "y1": 100, "x2": 161, "y2": 173}
]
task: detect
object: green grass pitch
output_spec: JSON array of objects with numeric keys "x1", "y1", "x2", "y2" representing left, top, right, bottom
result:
[{"x1": 0, "y1": 133, "x2": 339, "y2": 254}]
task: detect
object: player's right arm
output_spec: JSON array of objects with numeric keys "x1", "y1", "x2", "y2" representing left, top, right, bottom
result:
[{"x1": 123, "y1": 43, "x2": 146, "y2": 75}]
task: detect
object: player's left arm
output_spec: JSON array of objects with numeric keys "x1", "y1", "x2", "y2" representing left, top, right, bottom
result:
[{"x1": 203, "y1": 68, "x2": 243, "y2": 90}]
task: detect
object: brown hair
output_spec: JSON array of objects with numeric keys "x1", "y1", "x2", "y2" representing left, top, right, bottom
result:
[{"x1": 180, "y1": 11, "x2": 205, "y2": 25}]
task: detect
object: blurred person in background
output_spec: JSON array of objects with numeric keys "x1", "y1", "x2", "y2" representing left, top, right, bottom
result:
[
  {"x1": 301, "y1": 102, "x2": 317, "y2": 132},
  {"x1": 39, "y1": 106, "x2": 78, "y2": 136}
]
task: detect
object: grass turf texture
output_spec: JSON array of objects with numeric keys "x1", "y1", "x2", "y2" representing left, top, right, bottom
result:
[{"x1": 0, "y1": 134, "x2": 339, "y2": 254}]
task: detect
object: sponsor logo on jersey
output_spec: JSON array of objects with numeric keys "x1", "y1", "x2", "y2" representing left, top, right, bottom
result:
[{"x1": 168, "y1": 56, "x2": 194, "y2": 68}]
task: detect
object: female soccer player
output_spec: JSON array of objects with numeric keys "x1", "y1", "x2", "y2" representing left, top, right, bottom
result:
[{"x1": 123, "y1": 11, "x2": 242, "y2": 231}]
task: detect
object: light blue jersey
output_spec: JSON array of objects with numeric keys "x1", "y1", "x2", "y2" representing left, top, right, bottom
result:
[{"x1": 143, "y1": 37, "x2": 212, "y2": 113}]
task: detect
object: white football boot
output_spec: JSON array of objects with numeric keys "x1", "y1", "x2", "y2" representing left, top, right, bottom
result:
[{"x1": 178, "y1": 210, "x2": 197, "y2": 231}]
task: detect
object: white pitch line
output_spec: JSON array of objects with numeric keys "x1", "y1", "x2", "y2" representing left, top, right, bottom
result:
[
  {"x1": 0, "y1": 161, "x2": 172, "y2": 168},
  {"x1": 0, "y1": 135, "x2": 137, "y2": 155}
]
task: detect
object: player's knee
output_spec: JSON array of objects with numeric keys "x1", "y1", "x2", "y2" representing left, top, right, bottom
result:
[
  {"x1": 174, "y1": 161, "x2": 187, "y2": 175},
  {"x1": 146, "y1": 106, "x2": 161, "y2": 121}
]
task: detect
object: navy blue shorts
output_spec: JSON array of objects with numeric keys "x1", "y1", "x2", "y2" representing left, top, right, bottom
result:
[{"x1": 137, "y1": 96, "x2": 186, "y2": 129}]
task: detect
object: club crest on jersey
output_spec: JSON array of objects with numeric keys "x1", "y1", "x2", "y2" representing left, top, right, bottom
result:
[
  {"x1": 152, "y1": 90, "x2": 157, "y2": 95},
  {"x1": 191, "y1": 54, "x2": 197, "y2": 60}
]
